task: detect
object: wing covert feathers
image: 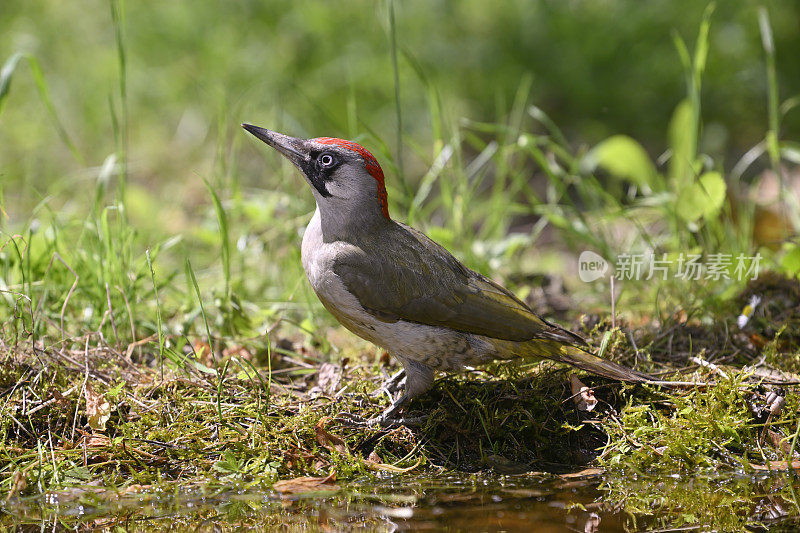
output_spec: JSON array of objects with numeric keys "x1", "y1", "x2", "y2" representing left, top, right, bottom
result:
[{"x1": 332, "y1": 222, "x2": 587, "y2": 344}]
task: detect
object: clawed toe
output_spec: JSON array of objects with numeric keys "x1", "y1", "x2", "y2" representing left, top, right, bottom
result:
[
  {"x1": 334, "y1": 412, "x2": 372, "y2": 427},
  {"x1": 335, "y1": 407, "x2": 427, "y2": 428},
  {"x1": 376, "y1": 414, "x2": 428, "y2": 427}
]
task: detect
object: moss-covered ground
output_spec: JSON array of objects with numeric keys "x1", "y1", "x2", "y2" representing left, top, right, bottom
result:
[{"x1": 3, "y1": 274, "x2": 800, "y2": 531}]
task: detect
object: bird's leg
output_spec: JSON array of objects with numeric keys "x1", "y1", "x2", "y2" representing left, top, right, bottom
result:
[
  {"x1": 371, "y1": 368, "x2": 406, "y2": 398},
  {"x1": 384, "y1": 368, "x2": 407, "y2": 393},
  {"x1": 370, "y1": 359, "x2": 434, "y2": 427},
  {"x1": 378, "y1": 392, "x2": 410, "y2": 422}
]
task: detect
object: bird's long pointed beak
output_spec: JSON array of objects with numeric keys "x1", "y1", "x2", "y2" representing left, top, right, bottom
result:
[{"x1": 241, "y1": 124, "x2": 307, "y2": 169}]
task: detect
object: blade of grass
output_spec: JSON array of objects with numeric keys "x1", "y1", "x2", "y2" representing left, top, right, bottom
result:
[
  {"x1": 186, "y1": 258, "x2": 217, "y2": 368},
  {"x1": 204, "y1": 179, "x2": 231, "y2": 300},
  {"x1": 145, "y1": 249, "x2": 165, "y2": 381},
  {"x1": 758, "y1": 6, "x2": 780, "y2": 170},
  {"x1": 217, "y1": 358, "x2": 231, "y2": 432}
]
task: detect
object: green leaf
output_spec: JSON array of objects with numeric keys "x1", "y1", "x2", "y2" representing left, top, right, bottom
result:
[
  {"x1": 781, "y1": 245, "x2": 800, "y2": 277},
  {"x1": 212, "y1": 450, "x2": 241, "y2": 474},
  {"x1": 589, "y1": 135, "x2": 658, "y2": 188},
  {"x1": 195, "y1": 361, "x2": 218, "y2": 375},
  {"x1": 676, "y1": 171, "x2": 727, "y2": 223},
  {"x1": 64, "y1": 466, "x2": 92, "y2": 482},
  {"x1": 693, "y1": 3, "x2": 714, "y2": 81},
  {"x1": 106, "y1": 380, "x2": 126, "y2": 400}
]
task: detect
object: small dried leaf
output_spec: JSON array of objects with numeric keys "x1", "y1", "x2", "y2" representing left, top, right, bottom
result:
[
  {"x1": 317, "y1": 363, "x2": 342, "y2": 395},
  {"x1": 749, "y1": 333, "x2": 770, "y2": 348},
  {"x1": 84, "y1": 383, "x2": 111, "y2": 432},
  {"x1": 47, "y1": 387, "x2": 70, "y2": 408},
  {"x1": 569, "y1": 374, "x2": 598, "y2": 412},
  {"x1": 753, "y1": 205, "x2": 793, "y2": 249},
  {"x1": 192, "y1": 340, "x2": 214, "y2": 365},
  {"x1": 222, "y1": 344, "x2": 252, "y2": 360},
  {"x1": 367, "y1": 450, "x2": 383, "y2": 464},
  {"x1": 84, "y1": 433, "x2": 111, "y2": 447},
  {"x1": 122, "y1": 484, "x2": 151, "y2": 494},
  {"x1": 273, "y1": 473, "x2": 339, "y2": 495},
  {"x1": 315, "y1": 417, "x2": 348, "y2": 454},
  {"x1": 767, "y1": 429, "x2": 795, "y2": 457},
  {"x1": 769, "y1": 396, "x2": 786, "y2": 416},
  {"x1": 560, "y1": 467, "x2": 603, "y2": 479}
]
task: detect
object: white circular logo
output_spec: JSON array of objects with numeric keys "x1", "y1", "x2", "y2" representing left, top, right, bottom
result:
[{"x1": 578, "y1": 251, "x2": 609, "y2": 282}]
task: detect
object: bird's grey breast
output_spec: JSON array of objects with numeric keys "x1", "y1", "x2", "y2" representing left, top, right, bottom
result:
[{"x1": 301, "y1": 210, "x2": 373, "y2": 324}]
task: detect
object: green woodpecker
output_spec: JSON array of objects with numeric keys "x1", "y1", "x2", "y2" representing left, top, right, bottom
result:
[{"x1": 243, "y1": 124, "x2": 651, "y2": 424}]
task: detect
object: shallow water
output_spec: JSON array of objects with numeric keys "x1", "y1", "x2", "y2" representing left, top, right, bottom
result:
[{"x1": 3, "y1": 471, "x2": 800, "y2": 532}]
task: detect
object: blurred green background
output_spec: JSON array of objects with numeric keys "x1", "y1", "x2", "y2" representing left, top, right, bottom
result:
[
  {"x1": 3, "y1": 1, "x2": 799, "y2": 206},
  {"x1": 1, "y1": 0, "x2": 799, "y2": 346}
]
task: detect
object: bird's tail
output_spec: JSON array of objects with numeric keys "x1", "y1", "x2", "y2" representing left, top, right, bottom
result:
[{"x1": 535, "y1": 339, "x2": 653, "y2": 383}]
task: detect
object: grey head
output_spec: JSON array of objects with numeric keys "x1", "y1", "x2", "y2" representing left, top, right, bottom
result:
[{"x1": 242, "y1": 124, "x2": 390, "y2": 239}]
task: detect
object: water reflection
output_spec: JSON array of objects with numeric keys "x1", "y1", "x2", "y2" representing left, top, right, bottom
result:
[{"x1": 2, "y1": 472, "x2": 799, "y2": 532}]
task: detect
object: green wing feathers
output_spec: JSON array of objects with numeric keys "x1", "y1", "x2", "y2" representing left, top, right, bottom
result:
[{"x1": 335, "y1": 222, "x2": 586, "y2": 344}]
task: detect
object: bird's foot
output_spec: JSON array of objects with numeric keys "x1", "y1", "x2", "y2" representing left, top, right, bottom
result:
[
  {"x1": 369, "y1": 396, "x2": 428, "y2": 427},
  {"x1": 335, "y1": 411, "x2": 427, "y2": 428},
  {"x1": 335, "y1": 393, "x2": 428, "y2": 428}
]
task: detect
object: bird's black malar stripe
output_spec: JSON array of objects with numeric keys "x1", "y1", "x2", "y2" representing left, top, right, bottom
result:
[{"x1": 300, "y1": 158, "x2": 331, "y2": 197}]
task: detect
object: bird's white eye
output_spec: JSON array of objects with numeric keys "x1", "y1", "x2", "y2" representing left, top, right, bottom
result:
[{"x1": 319, "y1": 153, "x2": 335, "y2": 167}]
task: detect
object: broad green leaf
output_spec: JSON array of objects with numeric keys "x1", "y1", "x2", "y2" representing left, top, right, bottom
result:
[
  {"x1": 213, "y1": 451, "x2": 241, "y2": 474},
  {"x1": 676, "y1": 171, "x2": 727, "y2": 222},
  {"x1": 589, "y1": 135, "x2": 658, "y2": 188}
]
